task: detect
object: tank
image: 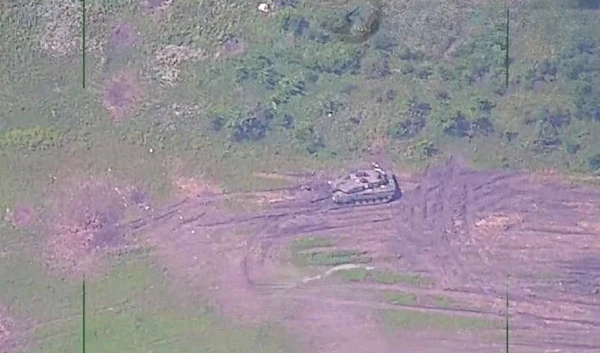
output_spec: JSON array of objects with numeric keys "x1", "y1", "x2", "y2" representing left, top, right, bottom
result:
[
  {"x1": 325, "y1": 0, "x2": 382, "y2": 43},
  {"x1": 328, "y1": 163, "x2": 398, "y2": 205}
]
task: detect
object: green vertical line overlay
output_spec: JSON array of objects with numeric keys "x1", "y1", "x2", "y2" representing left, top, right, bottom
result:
[
  {"x1": 82, "y1": 0, "x2": 86, "y2": 88},
  {"x1": 504, "y1": 0, "x2": 510, "y2": 89},
  {"x1": 82, "y1": 276, "x2": 86, "y2": 353},
  {"x1": 505, "y1": 275, "x2": 510, "y2": 353}
]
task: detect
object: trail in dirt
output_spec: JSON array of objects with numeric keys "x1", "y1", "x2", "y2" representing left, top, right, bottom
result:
[
  {"x1": 253, "y1": 160, "x2": 599, "y2": 351},
  {"x1": 389, "y1": 161, "x2": 600, "y2": 350},
  {"x1": 132, "y1": 160, "x2": 600, "y2": 352}
]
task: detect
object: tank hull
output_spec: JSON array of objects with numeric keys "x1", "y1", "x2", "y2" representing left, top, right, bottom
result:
[{"x1": 332, "y1": 177, "x2": 398, "y2": 205}]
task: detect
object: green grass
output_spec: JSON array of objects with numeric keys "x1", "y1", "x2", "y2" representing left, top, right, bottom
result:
[
  {"x1": 383, "y1": 309, "x2": 500, "y2": 331},
  {"x1": 291, "y1": 236, "x2": 336, "y2": 251},
  {"x1": 1, "y1": 249, "x2": 295, "y2": 353},
  {"x1": 335, "y1": 268, "x2": 433, "y2": 285},
  {"x1": 383, "y1": 292, "x2": 418, "y2": 305},
  {"x1": 1, "y1": 1, "x2": 598, "y2": 199},
  {"x1": 290, "y1": 237, "x2": 372, "y2": 267},
  {"x1": 336, "y1": 268, "x2": 369, "y2": 282},
  {"x1": 432, "y1": 296, "x2": 455, "y2": 308},
  {"x1": 293, "y1": 249, "x2": 372, "y2": 267}
]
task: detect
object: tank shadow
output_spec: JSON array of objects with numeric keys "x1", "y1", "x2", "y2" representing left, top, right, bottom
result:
[{"x1": 391, "y1": 175, "x2": 403, "y2": 201}]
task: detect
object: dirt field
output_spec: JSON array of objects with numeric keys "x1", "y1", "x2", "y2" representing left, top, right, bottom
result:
[{"x1": 117, "y1": 158, "x2": 599, "y2": 352}]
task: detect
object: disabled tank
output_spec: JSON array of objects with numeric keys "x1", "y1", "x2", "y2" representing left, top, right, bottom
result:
[
  {"x1": 328, "y1": 163, "x2": 398, "y2": 205},
  {"x1": 325, "y1": 0, "x2": 382, "y2": 43}
]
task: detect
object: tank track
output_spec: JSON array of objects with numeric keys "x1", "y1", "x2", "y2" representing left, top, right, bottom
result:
[{"x1": 333, "y1": 194, "x2": 394, "y2": 206}]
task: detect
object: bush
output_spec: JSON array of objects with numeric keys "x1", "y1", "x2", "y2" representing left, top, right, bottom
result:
[
  {"x1": 235, "y1": 55, "x2": 281, "y2": 90},
  {"x1": 0, "y1": 127, "x2": 62, "y2": 151},
  {"x1": 210, "y1": 116, "x2": 226, "y2": 132},
  {"x1": 227, "y1": 105, "x2": 276, "y2": 142},
  {"x1": 471, "y1": 117, "x2": 494, "y2": 136},
  {"x1": 391, "y1": 116, "x2": 426, "y2": 140},
  {"x1": 588, "y1": 154, "x2": 600, "y2": 172},
  {"x1": 410, "y1": 139, "x2": 438, "y2": 160},
  {"x1": 294, "y1": 122, "x2": 325, "y2": 155},
  {"x1": 574, "y1": 0, "x2": 600, "y2": 9},
  {"x1": 390, "y1": 99, "x2": 431, "y2": 140},
  {"x1": 442, "y1": 111, "x2": 471, "y2": 138}
]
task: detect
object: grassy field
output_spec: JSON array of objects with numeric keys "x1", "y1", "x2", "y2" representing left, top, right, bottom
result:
[{"x1": 0, "y1": 0, "x2": 598, "y2": 351}]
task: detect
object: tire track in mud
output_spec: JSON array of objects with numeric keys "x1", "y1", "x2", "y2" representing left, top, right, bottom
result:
[
  {"x1": 399, "y1": 158, "x2": 476, "y2": 285},
  {"x1": 439, "y1": 159, "x2": 467, "y2": 283},
  {"x1": 467, "y1": 173, "x2": 600, "y2": 350},
  {"x1": 241, "y1": 201, "x2": 399, "y2": 289},
  {"x1": 238, "y1": 208, "x2": 400, "y2": 351},
  {"x1": 236, "y1": 163, "x2": 535, "y2": 349},
  {"x1": 391, "y1": 162, "x2": 600, "y2": 351},
  {"x1": 135, "y1": 182, "x2": 403, "y2": 324},
  {"x1": 398, "y1": 169, "x2": 438, "y2": 273},
  {"x1": 120, "y1": 184, "x2": 322, "y2": 233},
  {"x1": 470, "y1": 170, "x2": 527, "y2": 194},
  {"x1": 289, "y1": 274, "x2": 600, "y2": 351},
  {"x1": 128, "y1": 163, "x2": 600, "y2": 352},
  {"x1": 256, "y1": 276, "x2": 600, "y2": 351}
]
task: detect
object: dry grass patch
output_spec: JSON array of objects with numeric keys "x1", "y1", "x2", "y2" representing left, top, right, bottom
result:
[
  {"x1": 108, "y1": 22, "x2": 141, "y2": 49},
  {"x1": 39, "y1": 0, "x2": 80, "y2": 58},
  {"x1": 152, "y1": 45, "x2": 206, "y2": 86},
  {"x1": 215, "y1": 36, "x2": 247, "y2": 60},
  {"x1": 174, "y1": 176, "x2": 223, "y2": 198},
  {"x1": 473, "y1": 213, "x2": 522, "y2": 233}
]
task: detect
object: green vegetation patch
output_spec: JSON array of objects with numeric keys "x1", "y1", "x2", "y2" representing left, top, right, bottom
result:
[
  {"x1": 383, "y1": 291, "x2": 418, "y2": 305},
  {"x1": 336, "y1": 267, "x2": 369, "y2": 282},
  {"x1": 290, "y1": 236, "x2": 371, "y2": 267},
  {"x1": 293, "y1": 249, "x2": 372, "y2": 267},
  {"x1": 291, "y1": 236, "x2": 336, "y2": 251},
  {"x1": 383, "y1": 309, "x2": 499, "y2": 331},
  {"x1": 0, "y1": 126, "x2": 63, "y2": 151},
  {"x1": 432, "y1": 295, "x2": 455, "y2": 308},
  {"x1": 370, "y1": 270, "x2": 432, "y2": 285},
  {"x1": 2, "y1": 249, "x2": 295, "y2": 353},
  {"x1": 335, "y1": 268, "x2": 433, "y2": 286}
]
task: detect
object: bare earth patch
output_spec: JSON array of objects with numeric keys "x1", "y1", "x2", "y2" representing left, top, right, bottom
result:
[
  {"x1": 215, "y1": 36, "x2": 247, "y2": 60},
  {"x1": 250, "y1": 190, "x2": 297, "y2": 206},
  {"x1": 175, "y1": 177, "x2": 223, "y2": 198},
  {"x1": 140, "y1": 0, "x2": 174, "y2": 17},
  {"x1": 43, "y1": 176, "x2": 136, "y2": 277},
  {"x1": 0, "y1": 310, "x2": 14, "y2": 352},
  {"x1": 103, "y1": 71, "x2": 143, "y2": 122},
  {"x1": 287, "y1": 299, "x2": 393, "y2": 353},
  {"x1": 129, "y1": 158, "x2": 600, "y2": 352},
  {"x1": 253, "y1": 172, "x2": 299, "y2": 182},
  {"x1": 5, "y1": 205, "x2": 36, "y2": 229},
  {"x1": 0, "y1": 306, "x2": 27, "y2": 353},
  {"x1": 109, "y1": 22, "x2": 140, "y2": 49},
  {"x1": 142, "y1": 208, "x2": 285, "y2": 325}
]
